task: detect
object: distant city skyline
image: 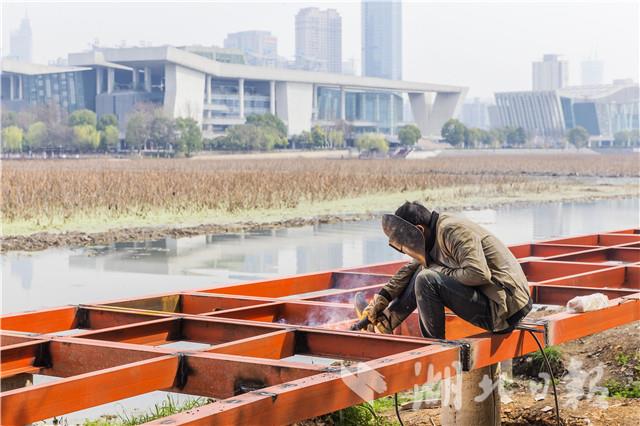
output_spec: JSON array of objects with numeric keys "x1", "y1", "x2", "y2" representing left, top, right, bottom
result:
[
  {"x1": 1, "y1": 1, "x2": 638, "y2": 98},
  {"x1": 362, "y1": 0, "x2": 402, "y2": 80},
  {"x1": 295, "y1": 7, "x2": 342, "y2": 73},
  {"x1": 8, "y1": 12, "x2": 31, "y2": 62}
]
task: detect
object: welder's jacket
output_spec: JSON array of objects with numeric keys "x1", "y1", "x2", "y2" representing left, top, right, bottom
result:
[{"x1": 382, "y1": 213, "x2": 531, "y2": 332}]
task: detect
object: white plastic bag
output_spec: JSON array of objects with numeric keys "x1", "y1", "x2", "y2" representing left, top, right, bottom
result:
[{"x1": 566, "y1": 293, "x2": 609, "y2": 313}]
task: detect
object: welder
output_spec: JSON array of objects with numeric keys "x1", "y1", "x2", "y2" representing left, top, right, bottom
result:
[{"x1": 354, "y1": 201, "x2": 532, "y2": 339}]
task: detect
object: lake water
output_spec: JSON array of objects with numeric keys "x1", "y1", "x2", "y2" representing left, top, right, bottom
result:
[{"x1": 1, "y1": 197, "x2": 638, "y2": 423}]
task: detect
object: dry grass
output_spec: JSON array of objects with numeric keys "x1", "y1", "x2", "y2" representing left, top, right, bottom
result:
[{"x1": 1, "y1": 154, "x2": 636, "y2": 230}]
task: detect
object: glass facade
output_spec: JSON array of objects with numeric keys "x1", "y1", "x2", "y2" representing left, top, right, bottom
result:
[
  {"x1": 316, "y1": 86, "x2": 403, "y2": 134},
  {"x1": 207, "y1": 78, "x2": 270, "y2": 118},
  {"x1": 18, "y1": 72, "x2": 87, "y2": 113}
]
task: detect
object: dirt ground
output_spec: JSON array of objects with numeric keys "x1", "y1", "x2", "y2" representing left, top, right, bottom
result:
[
  {"x1": 382, "y1": 322, "x2": 640, "y2": 426},
  {"x1": 0, "y1": 213, "x2": 376, "y2": 252}
]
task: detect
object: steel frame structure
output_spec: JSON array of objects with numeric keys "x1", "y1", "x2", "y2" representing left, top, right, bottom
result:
[{"x1": 1, "y1": 229, "x2": 639, "y2": 425}]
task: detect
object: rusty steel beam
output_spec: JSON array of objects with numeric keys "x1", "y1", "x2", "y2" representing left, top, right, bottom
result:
[
  {"x1": 144, "y1": 344, "x2": 460, "y2": 426},
  {"x1": 0, "y1": 229, "x2": 638, "y2": 425},
  {"x1": 1, "y1": 355, "x2": 179, "y2": 425}
]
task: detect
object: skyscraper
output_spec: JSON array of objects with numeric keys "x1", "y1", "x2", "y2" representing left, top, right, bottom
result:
[
  {"x1": 224, "y1": 31, "x2": 278, "y2": 68},
  {"x1": 581, "y1": 59, "x2": 604, "y2": 86},
  {"x1": 9, "y1": 14, "x2": 33, "y2": 62},
  {"x1": 362, "y1": 0, "x2": 402, "y2": 80},
  {"x1": 295, "y1": 7, "x2": 342, "y2": 73},
  {"x1": 532, "y1": 54, "x2": 569, "y2": 91}
]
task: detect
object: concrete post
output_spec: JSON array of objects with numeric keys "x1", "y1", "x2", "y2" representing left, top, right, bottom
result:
[
  {"x1": 17, "y1": 75, "x2": 23, "y2": 99},
  {"x1": 132, "y1": 68, "x2": 139, "y2": 90},
  {"x1": 441, "y1": 364, "x2": 500, "y2": 426},
  {"x1": 9, "y1": 75, "x2": 15, "y2": 100},
  {"x1": 270, "y1": 80, "x2": 276, "y2": 115},
  {"x1": 389, "y1": 93, "x2": 395, "y2": 134},
  {"x1": 107, "y1": 68, "x2": 115, "y2": 94},
  {"x1": 205, "y1": 75, "x2": 211, "y2": 104},
  {"x1": 239, "y1": 78, "x2": 245, "y2": 118},
  {"x1": 340, "y1": 86, "x2": 346, "y2": 120},
  {"x1": 96, "y1": 68, "x2": 103, "y2": 94},
  {"x1": 311, "y1": 84, "x2": 317, "y2": 120},
  {"x1": 144, "y1": 66, "x2": 152, "y2": 92}
]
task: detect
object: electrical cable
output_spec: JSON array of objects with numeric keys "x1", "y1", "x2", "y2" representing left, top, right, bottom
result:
[
  {"x1": 394, "y1": 392, "x2": 405, "y2": 426},
  {"x1": 520, "y1": 326, "x2": 561, "y2": 426}
]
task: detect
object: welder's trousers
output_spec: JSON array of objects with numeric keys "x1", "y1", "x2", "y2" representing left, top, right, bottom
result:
[{"x1": 388, "y1": 268, "x2": 494, "y2": 339}]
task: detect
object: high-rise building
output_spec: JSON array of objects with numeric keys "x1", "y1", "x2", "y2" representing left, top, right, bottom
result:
[
  {"x1": 460, "y1": 98, "x2": 491, "y2": 130},
  {"x1": 362, "y1": 0, "x2": 402, "y2": 80},
  {"x1": 9, "y1": 14, "x2": 33, "y2": 62},
  {"x1": 532, "y1": 54, "x2": 569, "y2": 91},
  {"x1": 581, "y1": 59, "x2": 604, "y2": 86},
  {"x1": 224, "y1": 31, "x2": 278, "y2": 68},
  {"x1": 295, "y1": 8, "x2": 342, "y2": 73}
]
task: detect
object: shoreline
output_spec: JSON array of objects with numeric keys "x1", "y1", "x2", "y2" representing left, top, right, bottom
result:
[{"x1": 2, "y1": 183, "x2": 637, "y2": 253}]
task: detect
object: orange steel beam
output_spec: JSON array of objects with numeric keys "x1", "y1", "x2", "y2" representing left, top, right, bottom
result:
[
  {"x1": 1, "y1": 229, "x2": 638, "y2": 425},
  {"x1": 144, "y1": 344, "x2": 460, "y2": 426},
  {"x1": 1, "y1": 355, "x2": 179, "y2": 425}
]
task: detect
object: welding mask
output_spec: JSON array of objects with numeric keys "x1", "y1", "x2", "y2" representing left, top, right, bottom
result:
[{"x1": 382, "y1": 214, "x2": 427, "y2": 266}]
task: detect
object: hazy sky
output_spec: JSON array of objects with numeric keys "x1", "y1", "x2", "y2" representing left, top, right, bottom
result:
[{"x1": 2, "y1": 1, "x2": 638, "y2": 98}]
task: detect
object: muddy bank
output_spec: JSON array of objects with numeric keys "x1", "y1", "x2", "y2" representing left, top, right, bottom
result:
[
  {"x1": 0, "y1": 213, "x2": 377, "y2": 252},
  {"x1": 2, "y1": 191, "x2": 637, "y2": 253}
]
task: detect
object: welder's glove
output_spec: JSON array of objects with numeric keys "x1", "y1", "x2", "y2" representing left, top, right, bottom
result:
[{"x1": 362, "y1": 293, "x2": 390, "y2": 325}]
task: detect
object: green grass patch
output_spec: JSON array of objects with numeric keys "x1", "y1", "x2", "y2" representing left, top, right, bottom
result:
[
  {"x1": 80, "y1": 395, "x2": 213, "y2": 425},
  {"x1": 605, "y1": 380, "x2": 640, "y2": 398}
]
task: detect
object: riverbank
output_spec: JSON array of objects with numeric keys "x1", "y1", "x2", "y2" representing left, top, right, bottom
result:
[{"x1": 2, "y1": 179, "x2": 636, "y2": 252}]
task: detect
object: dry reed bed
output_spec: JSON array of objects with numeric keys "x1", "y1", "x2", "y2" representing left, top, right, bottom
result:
[{"x1": 1, "y1": 155, "x2": 635, "y2": 223}]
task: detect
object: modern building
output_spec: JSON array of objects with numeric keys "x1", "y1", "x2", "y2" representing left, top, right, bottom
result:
[
  {"x1": 1, "y1": 59, "x2": 92, "y2": 115},
  {"x1": 532, "y1": 54, "x2": 569, "y2": 91},
  {"x1": 9, "y1": 14, "x2": 33, "y2": 63},
  {"x1": 581, "y1": 59, "x2": 604, "y2": 86},
  {"x1": 2, "y1": 46, "x2": 467, "y2": 140},
  {"x1": 224, "y1": 31, "x2": 278, "y2": 68},
  {"x1": 495, "y1": 81, "x2": 639, "y2": 142},
  {"x1": 459, "y1": 98, "x2": 491, "y2": 130},
  {"x1": 295, "y1": 8, "x2": 342, "y2": 73},
  {"x1": 177, "y1": 45, "x2": 245, "y2": 64},
  {"x1": 362, "y1": 0, "x2": 402, "y2": 80}
]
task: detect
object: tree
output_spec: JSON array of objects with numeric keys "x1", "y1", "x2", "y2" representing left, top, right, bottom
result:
[
  {"x1": 125, "y1": 111, "x2": 151, "y2": 151},
  {"x1": 68, "y1": 109, "x2": 97, "y2": 127},
  {"x1": 97, "y1": 114, "x2": 118, "y2": 131},
  {"x1": 245, "y1": 113, "x2": 287, "y2": 138},
  {"x1": 327, "y1": 129, "x2": 344, "y2": 148},
  {"x1": 463, "y1": 127, "x2": 483, "y2": 148},
  {"x1": 2, "y1": 126, "x2": 23, "y2": 153},
  {"x1": 2, "y1": 111, "x2": 17, "y2": 128},
  {"x1": 505, "y1": 127, "x2": 527, "y2": 147},
  {"x1": 356, "y1": 133, "x2": 389, "y2": 154},
  {"x1": 175, "y1": 117, "x2": 203, "y2": 155},
  {"x1": 24, "y1": 122, "x2": 48, "y2": 151},
  {"x1": 567, "y1": 126, "x2": 590, "y2": 148},
  {"x1": 398, "y1": 124, "x2": 421, "y2": 146},
  {"x1": 441, "y1": 119, "x2": 466, "y2": 147},
  {"x1": 311, "y1": 125, "x2": 326, "y2": 148},
  {"x1": 100, "y1": 125, "x2": 120, "y2": 151},
  {"x1": 149, "y1": 114, "x2": 175, "y2": 150},
  {"x1": 290, "y1": 131, "x2": 312, "y2": 149},
  {"x1": 72, "y1": 124, "x2": 100, "y2": 152}
]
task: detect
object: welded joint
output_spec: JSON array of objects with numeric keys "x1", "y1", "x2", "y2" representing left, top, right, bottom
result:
[
  {"x1": 174, "y1": 353, "x2": 192, "y2": 390},
  {"x1": 75, "y1": 307, "x2": 90, "y2": 329},
  {"x1": 253, "y1": 390, "x2": 278, "y2": 402},
  {"x1": 33, "y1": 341, "x2": 52, "y2": 368}
]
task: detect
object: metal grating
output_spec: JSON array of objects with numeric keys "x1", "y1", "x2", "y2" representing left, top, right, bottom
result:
[{"x1": 1, "y1": 229, "x2": 639, "y2": 425}]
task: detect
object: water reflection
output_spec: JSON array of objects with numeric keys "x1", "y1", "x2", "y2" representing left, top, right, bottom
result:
[{"x1": 2, "y1": 198, "x2": 638, "y2": 315}]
